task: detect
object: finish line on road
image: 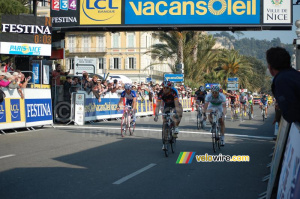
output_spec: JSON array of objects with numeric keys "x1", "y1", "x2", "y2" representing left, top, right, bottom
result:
[
  {"x1": 51, "y1": 126, "x2": 274, "y2": 140},
  {"x1": 113, "y1": 163, "x2": 157, "y2": 185}
]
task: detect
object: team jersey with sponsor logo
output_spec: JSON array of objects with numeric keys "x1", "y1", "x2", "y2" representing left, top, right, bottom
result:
[
  {"x1": 205, "y1": 93, "x2": 226, "y2": 106},
  {"x1": 157, "y1": 88, "x2": 179, "y2": 108},
  {"x1": 121, "y1": 90, "x2": 137, "y2": 106}
]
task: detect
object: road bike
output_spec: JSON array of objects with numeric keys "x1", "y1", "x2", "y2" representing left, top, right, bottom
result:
[
  {"x1": 240, "y1": 103, "x2": 246, "y2": 121},
  {"x1": 261, "y1": 105, "x2": 267, "y2": 121},
  {"x1": 196, "y1": 104, "x2": 205, "y2": 129},
  {"x1": 210, "y1": 110, "x2": 221, "y2": 153},
  {"x1": 120, "y1": 105, "x2": 135, "y2": 137},
  {"x1": 230, "y1": 103, "x2": 238, "y2": 121},
  {"x1": 160, "y1": 112, "x2": 177, "y2": 157},
  {"x1": 248, "y1": 103, "x2": 252, "y2": 120}
]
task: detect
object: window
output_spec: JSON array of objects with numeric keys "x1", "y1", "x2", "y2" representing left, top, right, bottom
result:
[
  {"x1": 82, "y1": 35, "x2": 90, "y2": 52},
  {"x1": 97, "y1": 35, "x2": 105, "y2": 52},
  {"x1": 69, "y1": 36, "x2": 75, "y2": 52},
  {"x1": 99, "y1": 58, "x2": 106, "y2": 69},
  {"x1": 69, "y1": 58, "x2": 74, "y2": 70},
  {"x1": 112, "y1": 33, "x2": 120, "y2": 48},
  {"x1": 127, "y1": 33, "x2": 135, "y2": 48},
  {"x1": 110, "y1": 58, "x2": 121, "y2": 69},
  {"x1": 125, "y1": 57, "x2": 136, "y2": 69}
]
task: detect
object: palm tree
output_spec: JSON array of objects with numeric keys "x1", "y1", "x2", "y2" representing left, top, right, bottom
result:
[{"x1": 218, "y1": 49, "x2": 253, "y2": 90}]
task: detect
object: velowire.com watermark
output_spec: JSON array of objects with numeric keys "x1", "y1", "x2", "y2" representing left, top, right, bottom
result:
[{"x1": 176, "y1": 152, "x2": 250, "y2": 164}]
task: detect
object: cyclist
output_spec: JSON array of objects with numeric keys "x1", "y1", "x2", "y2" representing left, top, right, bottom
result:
[
  {"x1": 116, "y1": 83, "x2": 137, "y2": 124},
  {"x1": 247, "y1": 92, "x2": 254, "y2": 118},
  {"x1": 194, "y1": 86, "x2": 207, "y2": 111},
  {"x1": 203, "y1": 85, "x2": 227, "y2": 146},
  {"x1": 154, "y1": 81, "x2": 183, "y2": 148},
  {"x1": 260, "y1": 95, "x2": 269, "y2": 119},
  {"x1": 239, "y1": 92, "x2": 247, "y2": 117},
  {"x1": 226, "y1": 90, "x2": 238, "y2": 119}
]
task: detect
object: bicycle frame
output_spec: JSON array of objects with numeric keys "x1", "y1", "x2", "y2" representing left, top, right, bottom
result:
[
  {"x1": 121, "y1": 105, "x2": 134, "y2": 137},
  {"x1": 211, "y1": 110, "x2": 221, "y2": 153},
  {"x1": 160, "y1": 112, "x2": 176, "y2": 157}
]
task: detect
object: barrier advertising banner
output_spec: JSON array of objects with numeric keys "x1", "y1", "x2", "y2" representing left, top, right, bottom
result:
[
  {"x1": 0, "y1": 90, "x2": 26, "y2": 130},
  {"x1": 24, "y1": 89, "x2": 53, "y2": 127}
]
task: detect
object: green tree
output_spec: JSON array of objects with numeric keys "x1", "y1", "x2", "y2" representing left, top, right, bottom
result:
[{"x1": 218, "y1": 49, "x2": 253, "y2": 90}]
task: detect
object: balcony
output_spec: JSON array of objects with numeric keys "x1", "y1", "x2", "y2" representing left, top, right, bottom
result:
[{"x1": 68, "y1": 47, "x2": 107, "y2": 53}]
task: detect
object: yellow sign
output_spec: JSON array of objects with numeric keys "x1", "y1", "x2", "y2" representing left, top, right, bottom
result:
[{"x1": 80, "y1": 0, "x2": 122, "y2": 25}]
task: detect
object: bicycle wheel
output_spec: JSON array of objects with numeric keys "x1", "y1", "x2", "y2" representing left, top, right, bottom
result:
[
  {"x1": 162, "y1": 124, "x2": 169, "y2": 157},
  {"x1": 212, "y1": 123, "x2": 217, "y2": 153},
  {"x1": 170, "y1": 128, "x2": 176, "y2": 153},
  {"x1": 216, "y1": 125, "x2": 221, "y2": 150},
  {"x1": 197, "y1": 112, "x2": 201, "y2": 129},
  {"x1": 262, "y1": 110, "x2": 265, "y2": 121},
  {"x1": 129, "y1": 114, "x2": 135, "y2": 136},
  {"x1": 121, "y1": 113, "x2": 127, "y2": 137}
]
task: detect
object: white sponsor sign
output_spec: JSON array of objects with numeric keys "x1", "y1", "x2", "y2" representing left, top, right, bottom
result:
[
  {"x1": 43, "y1": 65, "x2": 50, "y2": 84},
  {"x1": 227, "y1": 83, "x2": 238, "y2": 90},
  {"x1": 277, "y1": 123, "x2": 300, "y2": 198},
  {"x1": 0, "y1": 42, "x2": 51, "y2": 56},
  {"x1": 74, "y1": 93, "x2": 85, "y2": 125},
  {"x1": 74, "y1": 57, "x2": 96, "y2": 76},
  {"x1": 264, "y1": 0, "x2": 291, "y2": 24}
]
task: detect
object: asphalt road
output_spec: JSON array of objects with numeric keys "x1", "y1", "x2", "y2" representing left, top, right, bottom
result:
[{"x1": 0, "y1": 105, "x2": 276, "y2": 199}]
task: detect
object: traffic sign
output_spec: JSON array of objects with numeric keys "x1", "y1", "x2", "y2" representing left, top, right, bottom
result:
[
  {"x1": 74, "y1": 57, "x2": 96, "y2": 76},
  {"x1": 228, "y1": 77, "x2": 238, "y2": 82},
  {"x1": 164, "y1": 74, "x2": 184, "y2": 82},
  {"x1": 227, "y1": 83, "x2": 238, "y2": 90}
]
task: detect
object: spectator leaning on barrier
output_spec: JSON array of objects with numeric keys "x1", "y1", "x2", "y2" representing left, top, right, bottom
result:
[
  {"x1": 266, "y1": 46, "x2": 300, "y2": 123},
  {"x1": 8, "y1": 72, "x2": 24, "y2": 99},
  {"x1": 52, "y1": 64, "x2": 70, "y2": 86},
  {"x1": 0, "y1": 71, "x2": 12, "y2": 87}
]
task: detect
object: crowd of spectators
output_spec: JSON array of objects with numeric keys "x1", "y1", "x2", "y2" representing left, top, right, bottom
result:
[{"x1": 0, "y1": 63, "x2": 32, "y2": 99}]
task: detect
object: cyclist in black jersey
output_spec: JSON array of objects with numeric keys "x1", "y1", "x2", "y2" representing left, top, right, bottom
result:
[
  {"x1": 154, "y1": 81, "x2": 183, "y2": 139},
  {"x1": 195, "y1": 86, "x2": 207, "y2": 110}
]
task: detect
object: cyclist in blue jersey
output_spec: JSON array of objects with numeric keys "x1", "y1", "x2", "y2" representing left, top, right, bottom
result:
[
  {"x1": 260, "y1": 95, "x2": 269, "y2": 119},
  {"x1": 116, "y1": 84, "x2": 137, "y2": 123}
]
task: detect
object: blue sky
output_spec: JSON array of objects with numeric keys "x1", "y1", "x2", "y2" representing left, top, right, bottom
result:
[{"x1": 210, "y1": 1, "x2": 300, "y2": 44}]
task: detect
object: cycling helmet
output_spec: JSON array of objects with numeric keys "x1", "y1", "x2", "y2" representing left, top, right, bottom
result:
[
  {"x1": 248, "y1": 91, "x2": 251, "y2": 94},
  {"x1": 199, "y1": 86, "x2": 205, "y2": 92},
  {"x1": 211, "y1": 85, "x2": 220, "y2": 92},
  {"x1": 162, "y1": 81, "x2": 172, "y2": 88},
  {"x1": 124, "y1": 83, "x2": 132, "y2": 90},
  {"x1": 241, "y1": 92, "x2": 246, "y2": 97},
  {"x1": 219, "y1": 88, "x2": 223, "y2": 93},
  {"x1": 263, "y1": 95, "x2": 267, "y2": 98}
]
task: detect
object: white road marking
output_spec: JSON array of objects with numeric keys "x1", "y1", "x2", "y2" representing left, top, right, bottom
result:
[
  {"x1": 113, "y1": 163, "x2": 156, "y2": 185},
  {"x1": 52, "y1": 126, "x2": 274, "y2": 140},
  {"x1": 0, "y1": 154, "x2": 16, "y2": 159}
]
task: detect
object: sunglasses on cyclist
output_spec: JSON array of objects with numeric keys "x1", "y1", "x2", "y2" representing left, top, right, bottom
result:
[
  {"x1": 163, "y1": 87, "x2": 170, "y2": 89},
  {"x1": 212, "y1": 91, "x2": 219, "y2": 94}
]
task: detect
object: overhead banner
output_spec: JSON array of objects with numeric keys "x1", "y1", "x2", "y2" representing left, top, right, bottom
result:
[{"x1": 50, "y1": 0, "x2": 292, "y2": 30}]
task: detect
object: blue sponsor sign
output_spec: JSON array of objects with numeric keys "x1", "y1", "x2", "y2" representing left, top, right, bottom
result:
[
  {"x1": 125, "y1": 0, "x2": 260, "y2": 25},
  {"x1": 85, "y1": 98, "x2": 118, "y2": 117},
  {"x1": 10, "y1": 99, "x2": 21, "y2": 122},
  {"x1": 32, "y1": 63, "x2": 40, "y2": 84},
  {"x1": 205, "y1": 83, "x2": 219, "y2": 89},
  {"x1": 60, "y1": 0, "x2": 69, "y2": 10},
  {"x1": 164, "y1": 74, "x2": 184, "y2": 82},
  {"x1": 0, "y1": 100, "x2": 6, "y2": 123},
  {"x1": 9, "y1": 44, "x2": 42, "y2": 56},
  {"x1": 25, "y1": 99, "x2": 52, "y2": 122},
  {"x1": 228, "y1": 77, "x2": 239, "y2": 82}
]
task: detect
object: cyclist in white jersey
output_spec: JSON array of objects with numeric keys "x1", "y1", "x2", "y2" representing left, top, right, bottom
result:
[
  {"x1": 203, "y1": 85, "x2": 227, "y2": 146},
  {"x1": 116, "y1": 84, "x2": 137, "y2": 123}
]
